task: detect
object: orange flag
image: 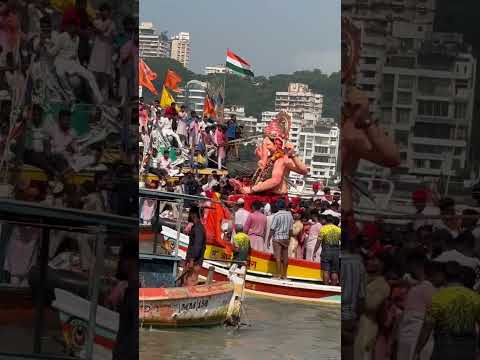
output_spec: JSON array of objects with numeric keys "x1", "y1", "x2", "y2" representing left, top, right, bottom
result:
[
  {"x1": 164, "y1": 69, "x2": 182, "y2": 93},
  {"x1": 139, "y1": 59, "x2": 158, "y2": 95},
  {"x1": 203, "y1": 95, "x2": 216, "y2": 118}
]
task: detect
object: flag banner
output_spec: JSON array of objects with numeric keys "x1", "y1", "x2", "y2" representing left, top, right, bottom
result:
[
  {"x1": 226, "y1": 49, "x2": 254, "y2": 78},
  {"x1": 203, "y1": 95, "x2": 216, "y2": 118},
  {"x1": 139, "y1": 59, "x2": 158, "y2": 95},
  {"x1": 164, "y1": 69, "x2": 182, "y2": 93},
  {"x1": 160, "y1": 87, "x2": 175, "y2": 108}
]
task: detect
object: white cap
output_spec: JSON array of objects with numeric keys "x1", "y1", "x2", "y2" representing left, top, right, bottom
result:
[
  {"x1": 322, "y1": 209, "x2": 340, "y2": 218},
  {"x1": 237, "y1": 198, "x2": 245, "y2": 204}
]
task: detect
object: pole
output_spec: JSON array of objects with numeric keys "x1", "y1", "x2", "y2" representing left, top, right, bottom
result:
[
  {"x1": 222, "y1": 60, "x2": 227, "y2": 123},
  {"x1": 33, "y1": 226, "x2": 50, "y2": 354},
  {"x1": 85, "y1": 226, "x2": 105, "y2": 360}
]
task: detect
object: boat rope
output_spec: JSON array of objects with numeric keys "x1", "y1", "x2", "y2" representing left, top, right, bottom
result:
[{"x1": 0, "y1": 220, "x2": 120, "y2": 233}]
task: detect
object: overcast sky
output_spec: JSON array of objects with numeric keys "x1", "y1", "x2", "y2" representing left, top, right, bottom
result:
[{"x1": 140, "y1": 0, "x2": 340, "y2": 76}]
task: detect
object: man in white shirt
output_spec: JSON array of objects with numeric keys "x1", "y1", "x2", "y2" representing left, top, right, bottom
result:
[
  {"x1": 159, "y1": 116, "x2": 183, "y2": 149},
  {"x1": 234, "y1": 198, "x2": 251, "y2": 229},
  {"x1": 411, "y1": 189, "x2": 440, "y2": 231},
  {"x1": 47, "y1": 17, "x2": 103, "y2": 105}
]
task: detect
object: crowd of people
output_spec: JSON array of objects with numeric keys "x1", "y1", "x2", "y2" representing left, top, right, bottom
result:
[
  {"x1": 0, "y1": 0, "x2": 138, "y2": 199},
  {"x1": 0, "y1": 1, "x2": 138, "y2": 358},
  {"x1": 139, "y1": 97, "x2": 243, "y2": 177},
  {"x1": 342, "y1": 185, "x2": 480, "y2": 360}
]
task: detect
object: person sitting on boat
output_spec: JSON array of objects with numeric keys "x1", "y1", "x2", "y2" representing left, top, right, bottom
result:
[
  {"x1": 314, "y1": 214, "x2": 341, "y2": 286},
  {"x1": 232, "y1": 224, "x2": 250, "y2": 263},
  {"x1": 184, "y1": 206, "x2": 207, "y2": 286}
]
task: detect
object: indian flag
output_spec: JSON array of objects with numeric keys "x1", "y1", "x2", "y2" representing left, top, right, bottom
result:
[{"x1": 226, "y1": 49, "x2": 254, "y2": 78}]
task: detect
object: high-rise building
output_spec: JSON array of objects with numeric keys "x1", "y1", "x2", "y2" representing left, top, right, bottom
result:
[
  {"x1": 170, "y1": 32, "x2": 191, "y2": 68},
  {"x1": 275, "y1": 83, "x2": 323, "y2": 119},
  {"x1": 176, "y1": 80, "x2": 207, "y2": 114},
  {"x1": 205, "y1": 65, "x2": 233, "y2": 75},
  {"x1": 139, "y1": 22, "x2": 170, "y2": 58},
  {"x1": 343, "y1": 0, "x2": 477, "y2": 178}
]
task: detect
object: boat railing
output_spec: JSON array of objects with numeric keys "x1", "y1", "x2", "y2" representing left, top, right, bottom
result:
[{"x1": 0, "y1": 199, "x2": 136, "y2": 360}]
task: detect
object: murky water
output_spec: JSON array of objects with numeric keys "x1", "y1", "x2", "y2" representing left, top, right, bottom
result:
[{"x1": 140, "y1": 297, "x2": 340, "y2": 360}]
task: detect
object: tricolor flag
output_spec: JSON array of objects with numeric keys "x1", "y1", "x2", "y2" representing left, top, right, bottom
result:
[{"x1": 226, "y1": 49, "x2": 254, "y2": 78}]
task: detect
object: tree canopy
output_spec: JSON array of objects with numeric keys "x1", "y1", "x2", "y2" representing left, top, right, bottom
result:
[{"x1": 142, "y1": 57, "x2": 340, "y2": 120}]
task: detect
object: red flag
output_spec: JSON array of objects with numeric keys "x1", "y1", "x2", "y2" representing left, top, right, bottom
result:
[
  {"x1": 203, "y1": 95, "x2": 216, "y2": 118},
  {"x1": 164, "y1": 69, "x2": 182, "y2": 93},
  {"x1": 139, "y1": 59, "x2": 158, "y2": 95}
]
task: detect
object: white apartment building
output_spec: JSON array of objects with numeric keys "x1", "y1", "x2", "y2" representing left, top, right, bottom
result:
[
  {"x1": 176, "y1": 80, "x2": 207, "y2": 114},
  {"x1": 171, "y1": 32, "x2": 191, "y2": 68},
  {"x1": 275, "y1": 83, "x2": 323, "y2": 119},
  {"x1": 139, "y1": 22, "x2": 170, "y2": 58},
  {"x1": 257, "y1": 111, "x2": 339, "y2": 183},
  {"x1": 343, "y1": 0, "x2": 477, "y2": 179},
  {"x1": 224, "y1": 106, "x2": 257, "y2": 136},
  {"x1": 298, "y1": 120, "x2": 339, "y2": 183},
  {"x1": 205, "y1": 65, "x2": 233, "y2": 75},
  {"x1": 380, "y1": 32, "x2": 477, "y2": 178}
]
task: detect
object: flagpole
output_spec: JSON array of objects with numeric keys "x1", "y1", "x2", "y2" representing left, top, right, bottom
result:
[{"x1": 222, "y1": 49, "x2": 228, "y2": 123}]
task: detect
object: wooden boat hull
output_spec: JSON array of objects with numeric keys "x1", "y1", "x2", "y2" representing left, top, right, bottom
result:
[
  {"x1": 141, "y1": 227, "x2": 340, "y2": 305},
  {"x1": 140, "y1": 227, "x2": 322, "y2": 282},
  {"x1": 139, "y1": 282, "x2": 234, "y2": 327},
  {"x1": 52, "y1": 289, "x2": 118, "y2": 360}
]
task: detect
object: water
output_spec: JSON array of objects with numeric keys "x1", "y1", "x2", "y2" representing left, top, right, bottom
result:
[{"x1": 140, "y1": 297, "x2": 340, "y2": 360}]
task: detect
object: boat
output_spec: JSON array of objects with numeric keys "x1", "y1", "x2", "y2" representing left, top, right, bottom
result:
[
  {"x1": 139, "y1": 189, "x2": 246, "y2": 328},
  {"x1": 0, "y1": 199, "x2": 137, "y2": 360},
  {"x1": 139, "y1": 190, "x2": 340, "y2": 305}
]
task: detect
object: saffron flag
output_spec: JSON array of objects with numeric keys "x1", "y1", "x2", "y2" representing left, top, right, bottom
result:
[
  {"x1": 226, "y1": 49, "x2": 254, "y2": 77},
  {"x1": 139, "y1": 59, "x2": 158, "y2": 95},
  {"x1": 164, "y1": 69, "x2": 182, "y2": 93},
  {"x1": 160, "y1": 87, "x2": 175, "y2": 108},
  {"x1": 203, "y1": 95, "x2": 216, "y2": 118}
]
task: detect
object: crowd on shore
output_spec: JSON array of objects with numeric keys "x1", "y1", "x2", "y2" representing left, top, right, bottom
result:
[{"x1": 342, "y1": 187, "x2": 480, "y2": 360}]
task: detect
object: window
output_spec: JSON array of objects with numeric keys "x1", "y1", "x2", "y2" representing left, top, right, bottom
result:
[
  {"x1": 415, "y1": 159, "x2": 426, "y2": 168},
  {"x1": 364, "y1": 57, "x2": 377, "y2": 64},
  {"x1": 452, "y1": 159, "x2": 461, "y2": 171},
  {"x1": 417, "y1": 100, "x2": 449, "y2": 117},
  {"x1": 396, "y1": 108, "x2": 410, "y2": 124},
  {"x1": 454, "y1": 103, "x2": 467, "y2": 119},
  {"x1": 430, "y1": 160, "x2": 442, "y2": 169},
  {"x1": 398, "y1": 75, "x2": 415, "y2": 89},
  {"x1": 397, "y1": 92, "x2": 412, "y2": 105},
  {"x1": 363, "y1": 71, "x2": 376, "y2": 78},
  {"x1": 454, "y1": 147, "x2": 463, "y2": 156},
  {"x1": 418, "y1": 77, "x2": 451, "y2": 97}
]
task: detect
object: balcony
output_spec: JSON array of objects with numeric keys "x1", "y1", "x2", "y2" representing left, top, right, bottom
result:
[
  {"x1": 415, "y1": 116, "x2": 462, "y2": 125},
  {"x1": 410, "y1": 136, "x2": 466, "y2": 147}
]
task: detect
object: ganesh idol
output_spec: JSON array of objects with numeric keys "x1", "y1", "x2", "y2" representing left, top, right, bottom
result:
[{"x1": 230, "y1": 111, "x2": 308, "y2": 195}]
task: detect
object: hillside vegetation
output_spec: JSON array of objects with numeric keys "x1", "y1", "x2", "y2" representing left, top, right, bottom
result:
[{"x1": 142, "y1": 57, "x2": 340, "y2": 120}]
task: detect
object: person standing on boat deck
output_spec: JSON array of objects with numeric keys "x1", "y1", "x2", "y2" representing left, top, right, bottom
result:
[
  {"x1": 234, "y1": 198, "x2": 251, "y2": 229},
  {"x1": 314, "y1": 214, "x2": 341, "y2": 285},
  {"x1": 232, "y1": 224, "x2": 250, "y2": 262},
  {"x1": 264, "y1": 202, "x2": 277, "y2": 254},
  {"x1": 185, "y1": 206, "x2": 207, "y2": 286},
  {"x1": 244, "y1": 201, "x2": 267, "y2": 251},
  {"x1": 268, "y1": 199, "x2": 294, "y2": 279},
  {"x1": 305, "y1": 213, "x2": 322, "y2": 261}
]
